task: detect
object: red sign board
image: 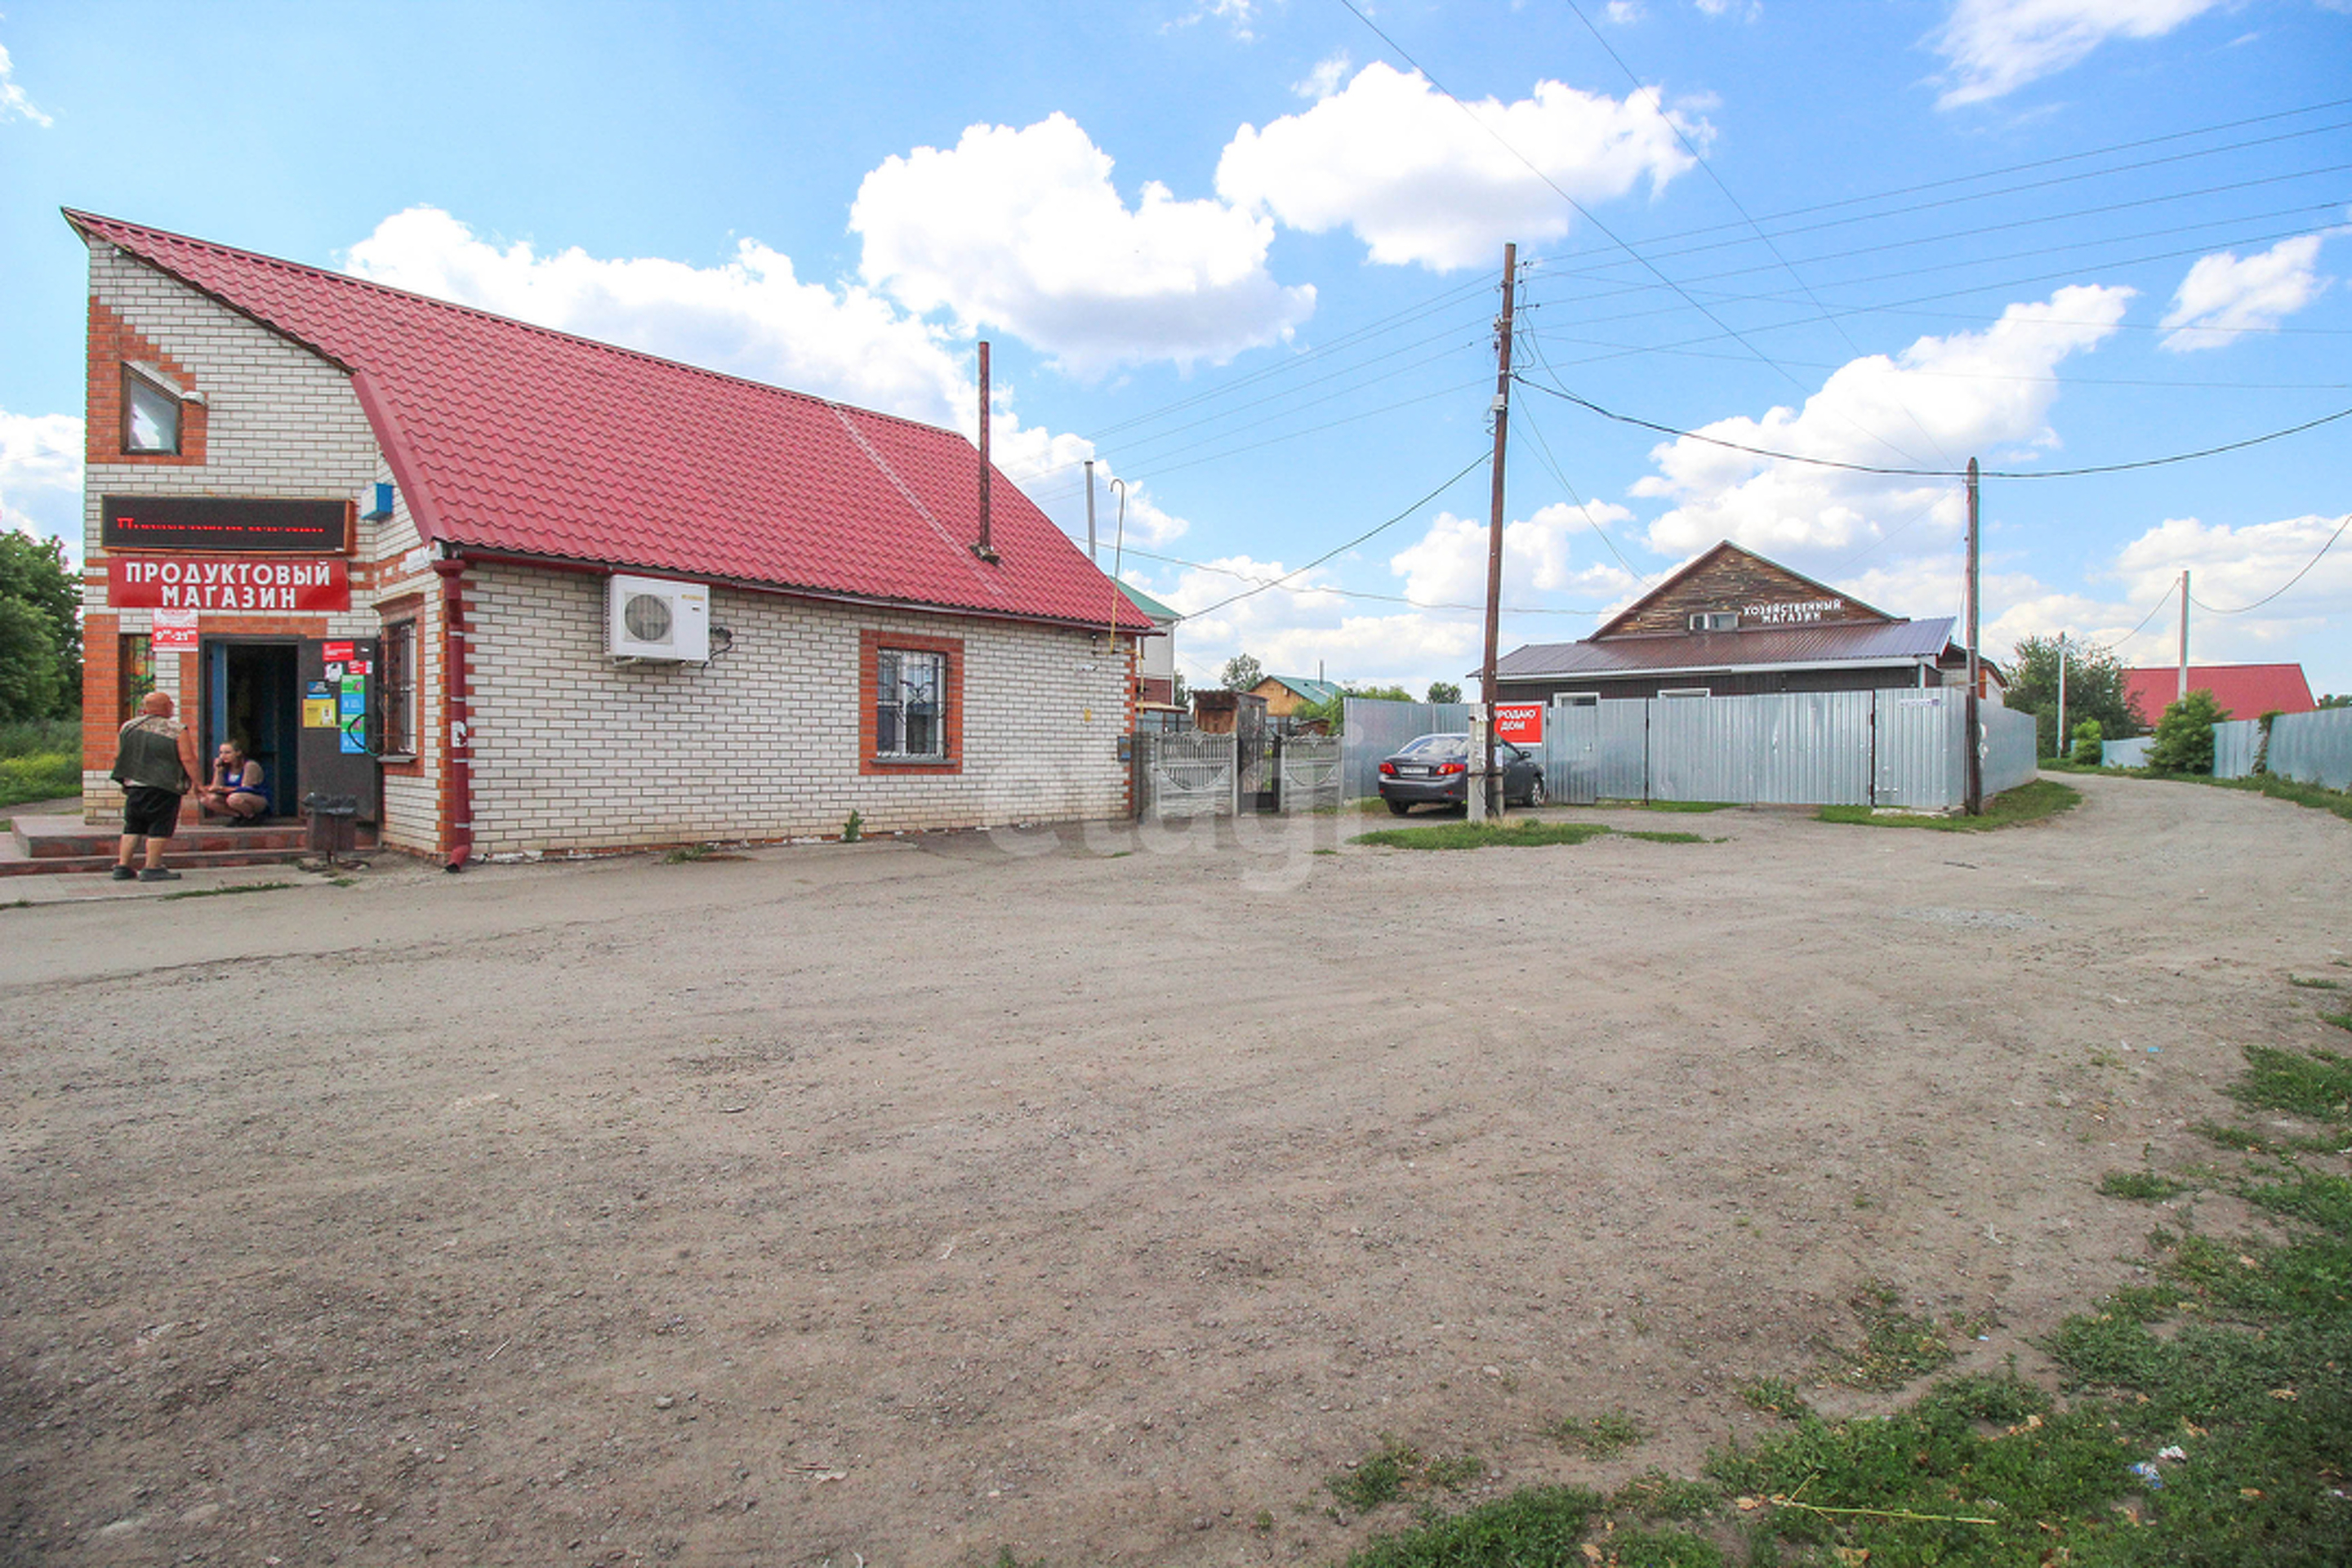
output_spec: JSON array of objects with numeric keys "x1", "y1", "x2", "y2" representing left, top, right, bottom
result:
[
  {"x1": 1494, "y1": 703, "x2": 1544, "y2": 744},
  {"x1": 108, "y1": 556, "x2": 350, "y2": 612}
]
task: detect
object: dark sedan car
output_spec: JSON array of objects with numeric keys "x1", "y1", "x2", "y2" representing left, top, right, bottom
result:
[{"x1": 1375, "y1": 733, "x2": 1547, "y2": 814}]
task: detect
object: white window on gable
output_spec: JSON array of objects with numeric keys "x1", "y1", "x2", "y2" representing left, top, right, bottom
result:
[{"x1": 122, "y1": 365, "x2": 182, "y2": 454}]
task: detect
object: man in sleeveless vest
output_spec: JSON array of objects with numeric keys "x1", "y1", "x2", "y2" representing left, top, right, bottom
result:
[{"x1": 109, "y1": 691, "x2": 203, "y2": 882}]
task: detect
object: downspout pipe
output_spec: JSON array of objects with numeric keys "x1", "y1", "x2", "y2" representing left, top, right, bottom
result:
[{"x1": 433, "y1": 555, "x2": 474, "y2": 871}]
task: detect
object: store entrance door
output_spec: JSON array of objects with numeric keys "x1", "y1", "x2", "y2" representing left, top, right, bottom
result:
[{"x1": 203, "y1": 640, "x2": 300, "y2": 818}]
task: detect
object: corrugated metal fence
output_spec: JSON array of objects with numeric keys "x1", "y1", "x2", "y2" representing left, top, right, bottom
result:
[
  {"x1": 1342, "y1": 690, "x2": 2034, "y2": 810},
  {"x1": 2267, "y1": 707, "x2": 2352, "y2": 789},
  {"x1": 2098, "y1": 709, "x2": 2350, "y2": 789}
]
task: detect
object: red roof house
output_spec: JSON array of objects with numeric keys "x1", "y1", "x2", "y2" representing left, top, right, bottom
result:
[
  {"x1": 2122, "y1": 664, "x2": 2316, "y2": 723},
  {"x1": 68, "y1": 211, "x2": 1151, "y2": 863}
]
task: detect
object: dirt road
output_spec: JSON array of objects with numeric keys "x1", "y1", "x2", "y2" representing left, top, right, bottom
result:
[{"x1": 2, "y1": 774, "x2": 2345, "y2": 1566}]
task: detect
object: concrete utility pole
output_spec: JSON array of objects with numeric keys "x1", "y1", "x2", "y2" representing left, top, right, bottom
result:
[
  {"x1": 1965, "y1": 457, "x2": 1982, "y2": 816},
  {"x1": 1477, "y1": 242, "x2": 1517, "y2": 822},
  {"x1": 2177, "y1": 570, "x2": 2190, "y2": 703},
  {"x1": 2056, "y1": 633, "x2": 2069, "y2": 761}
]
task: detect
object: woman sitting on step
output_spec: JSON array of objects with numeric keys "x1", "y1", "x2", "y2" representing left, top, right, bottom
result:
[{"x1": 201, "y1": 742, "x2": 270, "y2": 821}]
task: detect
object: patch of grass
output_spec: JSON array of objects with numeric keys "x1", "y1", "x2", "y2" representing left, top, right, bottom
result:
[
  {"x1": 1354, "y1": 818, "x2": 1610, "y2": 850},
  {"x1": 0, "y1": 753, "x2": 79, "y2": 810},
  {"x1": 2225, "y1": 1045, "x2": 2352, "y2": 1122},
  {"x1": 1326, "y1": 1437, "x2": 1482, "y2": 1515},
  {"x1": 1340, "y1": 1486, "x2": 1604, "y2": 1568},
  {"x1": 1631, "y1": 800, "x2": 1737, "y2": 813},
  {"x1": 1420, "y1": 1453, "x2": 1485, "y2": 1490},
  {"x1": 2100, "y1": 1169, "x2": 2192, "y2": 1201},
  {"x1": 157, "y1": 880, "x2": 293, "y2": 901},
  {"x1": 664, "y1": 843, "x2": 716, "y2": 862},
  {"x1": 1740, "y1": 1378, "x2": 1811, "y2": 1419},
  {"x1": 1834, "y1": 1281, "x2": 1956, "y2": 1390},
  {"x1": 2290, "y1": 975, "x2": 2347, "y2": 991},
  {"x1": 1815, "y1": 777, "x2": 2081, "y2": 832},
  {"x1": 1550, "y1": 1408, "x2": 1646, "y2": 1459},
  {"x1": 1352, "y1": 818, "x2": 1721, "y2": 851},
  {"x1": 2327, "y1": 1010, "x2": 2352, "y2": 1036},
  {"x1": 2195, "y1": 1119, "x2": 2274, "y2": 1152},
  {"x1": 1610, "y1": 1469, "x2": 1721, "y2": 1521},
  {"x1": 1595, "y1": 1525, "x2": 1725, "y2": 1566},
  {"x1": 1348, "y1": 1038, "x2": 2352, "y2": 1568}
]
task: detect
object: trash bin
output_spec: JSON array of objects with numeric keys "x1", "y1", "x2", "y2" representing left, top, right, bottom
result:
[{"x1": 301, "y1": 791, "x2": 359, "y2": 861}]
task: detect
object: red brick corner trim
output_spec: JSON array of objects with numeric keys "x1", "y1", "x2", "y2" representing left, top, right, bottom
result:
[{"x1": 87, "y1": 300, "x2": 208, "y2": 466}]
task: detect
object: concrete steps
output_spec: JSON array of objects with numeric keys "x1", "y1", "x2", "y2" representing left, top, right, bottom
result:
[{"x1": 2, "y1": 813, "x2": 359, "y2": 877}]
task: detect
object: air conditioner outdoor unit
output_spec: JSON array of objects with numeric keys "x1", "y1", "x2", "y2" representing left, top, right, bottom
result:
[{"x1": 607, "y1": 575, "x2": 710, "y2": 662}]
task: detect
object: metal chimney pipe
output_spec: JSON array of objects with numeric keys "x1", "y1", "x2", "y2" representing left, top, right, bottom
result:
[{"x1": 976, "y1": 341, "x2": 996, "y2": 561}]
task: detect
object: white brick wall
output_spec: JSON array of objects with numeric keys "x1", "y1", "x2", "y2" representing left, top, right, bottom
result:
[
  {"x1": 78, "y1": 244, "x2": 1130, "y2": 855},
  {"x1": 462, "y1": 566, "x2": 1130, "y2": 853}
]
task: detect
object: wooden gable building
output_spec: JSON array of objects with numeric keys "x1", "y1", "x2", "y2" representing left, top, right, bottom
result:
[{"x1": 1492, "y1": 542, "x2": 1982, "y2": 704}]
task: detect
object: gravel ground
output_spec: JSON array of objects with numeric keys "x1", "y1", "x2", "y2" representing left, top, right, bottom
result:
[{"x1": 2, "y1": 772, "x2": 2345, "y2": 1566}]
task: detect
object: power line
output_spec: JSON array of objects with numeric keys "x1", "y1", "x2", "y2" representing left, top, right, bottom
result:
[
  {"x1": 1512, "y1": 374, "x2": 2352, "y2": 479},
  {"x1": 1183, "y1": 451, "x2": 1490, "y2": 618},
  {"x1": 1519, "y1": 110, "x2": 2352, "y2": 274},
  {"x1": 2185, "y1": 512, "x2": 2352, "y2": 614},
  {"x1": 1328, "y1": 0, "x2": 1845, "y2": 412},
  {"x1": 1116, "y1": 546, "x2": 1609, "y2": 616}
]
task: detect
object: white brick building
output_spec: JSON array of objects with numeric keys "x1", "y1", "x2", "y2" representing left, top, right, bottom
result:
[{"x1": 70, "y1": 212, "x2": 1152, "y2": 862}]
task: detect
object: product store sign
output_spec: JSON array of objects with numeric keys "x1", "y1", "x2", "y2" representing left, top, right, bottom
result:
[{"x1": 108, "y1": 556, "x2": 350, "y2": 612}]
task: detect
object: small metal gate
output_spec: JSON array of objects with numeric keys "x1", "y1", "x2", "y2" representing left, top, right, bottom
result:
[
  {"x1": 1143, "y1": 731, "x2": 1237, "y2": 819},
  {"x1": 1276, "y1": 734, "x2": 1341, "y2": 813}
]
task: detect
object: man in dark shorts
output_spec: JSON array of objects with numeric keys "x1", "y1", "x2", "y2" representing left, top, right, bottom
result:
[{"x1": 109, "y1": 690, "x2": 203, "y2": 882}]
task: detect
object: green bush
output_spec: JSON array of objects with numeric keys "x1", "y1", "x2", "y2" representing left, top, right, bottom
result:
[
  {"x1": 2069, "y1": 717, "x2": 2103, "y2": 766},
  {"x1": 2146, "y1": 688, "x2": 2227, "y2": 774}
]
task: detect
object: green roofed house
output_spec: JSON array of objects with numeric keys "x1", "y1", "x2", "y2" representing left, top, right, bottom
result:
[{"x1": 1250, "y1": 675, "x2": 1341, "y2": 718}]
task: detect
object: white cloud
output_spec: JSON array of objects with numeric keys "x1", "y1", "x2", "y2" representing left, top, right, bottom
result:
[
  {"x1": 1168, "y1": 0, "x2": 1268, "y2": 40},
  {"x1": 852, "y1": 114, "x2": 1315, "y2": 377},
  {"x1": 0, "y1": 410, "x2": 83, "y2": 557},
  {"x1": 2159, "y1": 234, "x2": 2332, "y2": 351},
  {"x1": 341, "y1": 207, "x2": 1192, "y2": 549},
  {"x1": 1605, "y1": 2, "x2": 1647, "y2": 23},
  {"x1": 1931, "y1": 0, "x2": 2224, "y2": 108},
  {"x1": 1215, "y1": 60, "x2": 1707, "y2": 271},
  {"x1": 1293, "y1": 50, "x2": 1351, "y2": 100},
  {"x1": 1633, "y1": 283, "x2": 2134, "y2": 560},
  {"x1": 346, "y1": 206, "x2": 972, "y2": 425},
  {"x1": 0, "y1": 42, "x2": 52, "y2": 127},
  {"x1": 1389, "y1": 501, "x2": 1642, "y2": 607}
]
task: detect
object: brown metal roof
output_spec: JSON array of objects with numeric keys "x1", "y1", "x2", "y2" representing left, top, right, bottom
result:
[{"x1": 1495, "y1": 617, "x2": 1959, "y2": 679}]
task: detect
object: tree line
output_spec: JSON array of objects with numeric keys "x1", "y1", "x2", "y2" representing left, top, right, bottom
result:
[{"x1": 0, "y1": 532, "x2": 81, "y2": 724}]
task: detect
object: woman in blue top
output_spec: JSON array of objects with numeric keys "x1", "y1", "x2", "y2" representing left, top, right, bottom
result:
[{"x1": 202, "y1": 741, "x2": 270, "y2": 820}]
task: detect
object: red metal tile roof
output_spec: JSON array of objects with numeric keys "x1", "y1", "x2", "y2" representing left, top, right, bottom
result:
[
  {"x1": 67, "y1": 210, "x2": 1152, "y2": 633},
  {"x1": 2123, "y1": 663, "x2": 2315, "y2": 722}
]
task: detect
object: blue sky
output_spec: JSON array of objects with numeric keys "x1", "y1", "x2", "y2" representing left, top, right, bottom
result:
[{"x1": 2, "y1": 0, "x2": 2347, "y2": 697}]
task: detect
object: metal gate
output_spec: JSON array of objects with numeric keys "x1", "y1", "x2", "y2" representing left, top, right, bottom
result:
[
  {"x1": 1144, "y1": 731, "x2": 1237, "y2": 819},
  {"x1": 1276, "y1": 734, "x2": 1341, "y2": 813}
]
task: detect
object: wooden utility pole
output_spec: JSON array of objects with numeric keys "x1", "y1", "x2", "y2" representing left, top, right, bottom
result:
[
  {"x1": 1965, "y1": 457, "x2": 1982, "y2": 816},
  {"x1": 1479, "y1": 242, "x2": 1517, "y2": 821}
]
